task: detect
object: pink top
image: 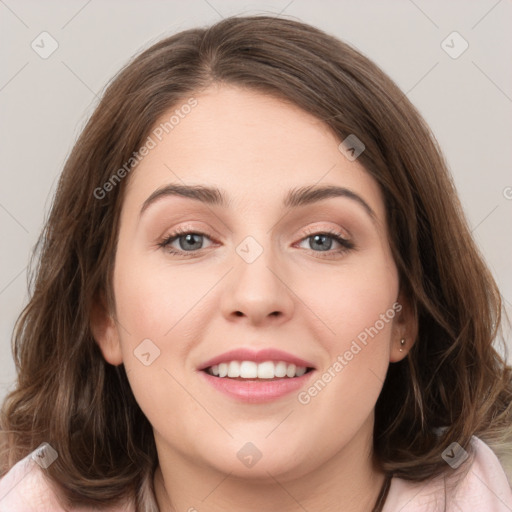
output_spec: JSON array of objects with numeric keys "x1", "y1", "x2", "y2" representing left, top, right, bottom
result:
[{"x1": 0, "y1": 436, "x2": 510, "y2": 511}]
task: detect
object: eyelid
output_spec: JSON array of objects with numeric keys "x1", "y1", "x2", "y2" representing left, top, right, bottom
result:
[
  {"x1": 159, "y1": 222, "x2": 218, "y2": 240},
  {"x1": 300, "y1": 224, "x2": 351, "y2": 240}
]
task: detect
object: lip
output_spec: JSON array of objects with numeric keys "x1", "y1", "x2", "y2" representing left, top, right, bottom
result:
[
  {"x1": 198, "y1": 348, "x2": 316, "y2": 371},
  {"x1": 199, "y1": 369, "x2": 316, "y2": 403}
]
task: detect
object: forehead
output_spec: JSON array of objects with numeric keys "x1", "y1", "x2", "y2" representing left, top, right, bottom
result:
[{"x1": 124, "y1": 85, "x2": 386, "y2": 223}]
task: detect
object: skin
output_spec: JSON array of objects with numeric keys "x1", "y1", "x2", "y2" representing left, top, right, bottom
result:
[{"x1": 92, "y1": 84, "x2": 416, "y2": 512}]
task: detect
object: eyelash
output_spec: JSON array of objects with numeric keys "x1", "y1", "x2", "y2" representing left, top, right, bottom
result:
[{"x1": 157, "y1": 225, "x2": 355, "y2": 259}]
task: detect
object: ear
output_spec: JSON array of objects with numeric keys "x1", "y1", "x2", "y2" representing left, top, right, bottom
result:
[
  {"x1": 389, "y1": 289, "x2": 418, "y2": 363},
  {"x1": 90, "y1": 290, "x2": 123, "y2": 366}
]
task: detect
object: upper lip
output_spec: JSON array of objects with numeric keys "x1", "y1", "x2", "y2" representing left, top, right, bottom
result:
[{"x1": 198, "y1": 348, "x2": 316, "y2": 371}]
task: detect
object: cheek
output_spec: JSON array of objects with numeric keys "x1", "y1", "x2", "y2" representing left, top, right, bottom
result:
[
  {"x1": 111, "y1": 246, "x2": 214, "y2": 381},
  {"x1": 111, "y1": 255, "x2": 198, "y2": 437},
  {"x1": 295, "y1": 253, "x2": 398, "y2": 425},
  {"x1": 113, "y1": 249, "x2": 204, "y2": 341},
  {"x1": 299, "y1": 252, "x2": 399, "y2": 351}
]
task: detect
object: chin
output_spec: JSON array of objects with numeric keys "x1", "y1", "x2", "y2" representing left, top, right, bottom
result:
[{"x1": 199, "y1": 439, "x2": 314, "y2": 482}]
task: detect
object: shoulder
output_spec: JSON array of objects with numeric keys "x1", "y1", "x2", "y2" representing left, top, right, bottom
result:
[
  {"x1": 383, "y1": 436, "x2": 512, "y2": 512},
  {"x1": 0, "y1": 446, "x2": 65, "y2": 512},
  {"x1": 0, "y1": 444, "x2": 135, "y2": 512}
]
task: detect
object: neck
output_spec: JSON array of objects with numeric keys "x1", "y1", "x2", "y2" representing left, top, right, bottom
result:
[{"x1": 153, "y1": 419, "x2": 386, "y2": 512}]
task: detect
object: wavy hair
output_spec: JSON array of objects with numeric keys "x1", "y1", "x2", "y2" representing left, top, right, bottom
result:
[{"x1": 1, "y1": 14, "x2": 511, "y2": 511}]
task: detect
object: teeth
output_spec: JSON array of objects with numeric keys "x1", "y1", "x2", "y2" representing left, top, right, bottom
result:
[
  {"x1": 274, "y1": 361, "x2": 287, "y2": 378},
  {"x1": 286, "y1": 364, "x2": 296, "y2": 378},
  {"x1": 218, "y1": 363, "x2": 228, "y2": 377},
  {"x1": 227, "y1": 361, "x2": 240, "y2": 377},
  {"x1": 207, "y1": 361, "x2": 309, "y2": 379},
  {"x1": 295, "y1": 366, "x2": 306, "y2": 377},
  {"x1": 257, "y1": 361, "x2": 274, "y2": 379},
  {"x1": 240, "y1": 361, "x2": 258, "y2": 378}
]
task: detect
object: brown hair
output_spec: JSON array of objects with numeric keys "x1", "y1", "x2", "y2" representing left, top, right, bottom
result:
[{"x1": 1, "y1": 14, "x2": 511, "y2": 511}]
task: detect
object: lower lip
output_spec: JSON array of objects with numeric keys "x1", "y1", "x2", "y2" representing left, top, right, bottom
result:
[{"x1": 199, "y1": 370, "x2": 315, "y2": 403}]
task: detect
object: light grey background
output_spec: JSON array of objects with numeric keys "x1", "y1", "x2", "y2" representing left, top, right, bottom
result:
[{"x1": 1, "y1": 0, "x2": 511, "y2": 402}]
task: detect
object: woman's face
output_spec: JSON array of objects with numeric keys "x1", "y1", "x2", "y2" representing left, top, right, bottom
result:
[{"x1": 93, "y1": 84, "x2": 413, "y2": 481}]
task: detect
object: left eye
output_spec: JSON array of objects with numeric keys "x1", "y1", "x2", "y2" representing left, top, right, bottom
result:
[{"x1": 296, "y1": 231, "x2": 353, "y2": 253}]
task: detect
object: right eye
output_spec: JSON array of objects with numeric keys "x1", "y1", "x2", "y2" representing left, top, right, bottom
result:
[{"x1": 158, "y1": 228, "x2": 217, "y2": 256}]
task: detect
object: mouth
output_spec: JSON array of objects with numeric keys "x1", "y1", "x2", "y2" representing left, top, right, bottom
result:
[
  {"x1": 198, "y1": 348, "x2": 317, "y2": 402},
  {"x1": 203, "y1": 360, "x2": 315, "y2": 380}
]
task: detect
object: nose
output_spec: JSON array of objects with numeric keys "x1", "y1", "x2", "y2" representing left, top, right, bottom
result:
[{"x1": 220, "y1": 237, "x2": 295, "y2": 326}]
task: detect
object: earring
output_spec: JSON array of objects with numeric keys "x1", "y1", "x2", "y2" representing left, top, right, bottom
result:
[{"x1": 399, "y1": 338, "x2": 406, "y2": 352}]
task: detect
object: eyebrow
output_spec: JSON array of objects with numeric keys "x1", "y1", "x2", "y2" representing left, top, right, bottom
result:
[{"x1": 139, "y1": 183, "x2": 376, "y2": 220}]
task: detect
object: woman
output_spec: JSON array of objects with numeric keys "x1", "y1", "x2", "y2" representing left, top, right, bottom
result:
[{"x1": 1, "y1": 14, "x2": 511, "y2": 512}]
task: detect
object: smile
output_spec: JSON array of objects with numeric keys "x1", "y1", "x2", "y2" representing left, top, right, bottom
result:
[{"x1": 204, "y1": 360, "x2": 312, "y2": 379}]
